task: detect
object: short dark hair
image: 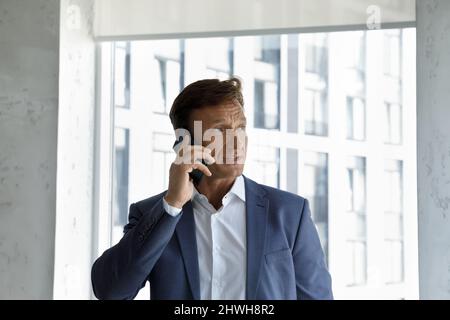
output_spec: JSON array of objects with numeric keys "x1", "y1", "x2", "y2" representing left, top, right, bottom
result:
[{"x1": 169, "y1": 77, "x2": 244, "y2": 130}]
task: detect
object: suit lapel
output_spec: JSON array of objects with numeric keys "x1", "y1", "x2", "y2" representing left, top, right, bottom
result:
[
  {"x1": 175, "y1": 200, "x2": 201, "y2": 300},
  {"x1": 243, "y1": 175, "x2": 268, "y2": 300}
]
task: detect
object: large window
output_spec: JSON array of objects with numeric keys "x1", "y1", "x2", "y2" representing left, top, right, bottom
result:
[{"x1": 96, "y1": 28, "x2": 417, "y2": 299}]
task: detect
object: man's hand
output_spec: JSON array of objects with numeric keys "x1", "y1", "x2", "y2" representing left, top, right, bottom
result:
[{"x1": 164, "y1": 144, "x2": 215, "y2": 209}]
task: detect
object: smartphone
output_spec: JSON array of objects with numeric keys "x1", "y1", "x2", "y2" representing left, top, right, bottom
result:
[{"x1": 172, "y1": 134, "x2": 205, "y2": 185}]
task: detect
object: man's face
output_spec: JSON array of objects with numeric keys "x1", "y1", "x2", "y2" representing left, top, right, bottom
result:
[{"x1": 189, "y1": 100, "x2": 247, "y2": 179}]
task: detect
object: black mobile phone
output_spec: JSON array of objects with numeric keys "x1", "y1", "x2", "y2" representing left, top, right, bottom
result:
[{"x1": 172, "y1": 135, "x2": 205, "y2": 185}]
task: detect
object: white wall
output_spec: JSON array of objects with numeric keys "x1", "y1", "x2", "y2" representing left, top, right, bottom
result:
[
  {"x1": 417, "y1": 0, "x2": 450, "y2": 299},
  {"x1": 53, "y1": 0, "x2": 96, "y2": 299},
  {"x1": 0, "y1": 0, "x2": 60, "y2": 299}
]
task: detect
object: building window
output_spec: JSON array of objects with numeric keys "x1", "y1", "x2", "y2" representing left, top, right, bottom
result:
[
  {"x1": 346, "y1": 96, "x2": 366, "y2": 141},
  {"x1": 345, "y1": 157, "x2": 367, "y2": 286},
  {"x1": 303, "y1": 89, "x2": 328, "y2": 136},
  {"x1": 205, "y1": 38, "x2": 233, "y2": 79},
  {"x1": 254, "y1": 80, "x2": 279, "y2": 130},
  {"x1": 152, "y1": 40, "x2": 183, "y2": 114},
  {"x1": 114, "y1": 42, "x2": 130, "y2": 109},
  {"x1": 300, "y1": 33, "x2": 329, "y2": 137},
  {"x1": 384, "y1": 160, "x2": 404, "y2": 284},
  {"x1": 342, "y1": 31, "x2": 366, "y2": 143},
  {"x1": 251, "y1": 145, "x2": 280, "y2": 188},
  {"x1": 112, "y1": 128, "x2": 130, "y2": 227},
  {"x1": 152, "y1": 133, "x2": 175, "y2": 190},
  {"x1": 384, "y1": 102, "x2": 402, "y2": 144},
  {"x1": 384, "y1": 30, "x2": 401, "y2": 78},
  {"x1": 253, "y1": 35, "x2": 280, "y2": 130},
  {"x1": 304, "y1": 33, "x2": 328, "y2": 76},
  {"x1": 345, "y1": 31, "x2": 366, "y2": 73},
  {"x1": 301, "y1": 152, "x2": 329, "y2": 261},
  {"x1": 254, "y1": 35, "x2": 281, "y2": 64},
  {"x1": 383, "y1": 30, "x2": 403, "y2": 145}
]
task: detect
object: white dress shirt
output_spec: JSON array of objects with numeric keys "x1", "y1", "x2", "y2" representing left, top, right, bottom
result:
[{"x1": 163, "y1": 175, "x2": 247, "y2": 300}]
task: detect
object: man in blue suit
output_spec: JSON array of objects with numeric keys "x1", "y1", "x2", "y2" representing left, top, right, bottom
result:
[{"x1": 91, "y1": 78, "x2": 333, "y2": 300}]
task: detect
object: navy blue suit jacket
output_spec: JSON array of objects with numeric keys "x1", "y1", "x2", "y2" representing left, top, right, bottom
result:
[{"x1": 91, "y1": 175, "x2": 333, "y2": 300}]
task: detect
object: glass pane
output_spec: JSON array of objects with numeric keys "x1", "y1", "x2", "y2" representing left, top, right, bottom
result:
[
  {"x1": 253, "y1": 35, "x2": 280, "y2": 130},
  {"x1": 303, "y1": 89, "x2": 328, "y2": 136},
  {"x1": 152, "y1": 152, "x2": 166, "y2": 191},
  {"x1": 303, "y1": 33, "x2": 328, "y2": 75},
  {"x1": 301, "y1": 152, "x2": 329, "y2": 261},
  {"x1": 254, "y1": 35, "x2": 280, "y2": 64},
  {"x1": 303, "y1": 89, "x2": 315, "y2": 134},
  {"x1": 345, "y1": 156, "x2": 367, "y2": 286},
  {"x1": 384, "y1": 103, "x2": 402, "y2": 145},
  {"x1": 384, "y1": 240, "x2": 404, "y2": 283},
  {"x1": 166, "y1": 60, "x2": 181, "y2": 111},
  {"x1": 152, "y1": 58, "x2": 181, "y2": 114},
  {"x1": 155, "y1": 58, "x2": 166, "y2": 110},
  {"x1": 347, "y1": 212, "x2": 367, "y2": 240},
  {"x1": 286, "y1": 148, "x2": 298, "y2": 194},
  {"x1": 346, "y1": 240, "x2": 367, "y2": 286},
  {"x1": 254, "y1": 80, "x2": 265, "y2": 127},
  {"x1": 206, "y1": 38, "x2": 232, "y2": 73},
  {"x1": 346, "y1": 157, "x2": 366, "y2": 213},
  {"x1": 254, "y1": 80, "x2": 279, "y2": 130},
  {"x1": 114, "y1": 42, "x2": 130, "y2": 108},
  {"x1": 384, "y1": 30, "x2": 401, "y2": 78},
  {"x1": 153, "y1": 133, "x2": 175, "y2": 190},
  {"x1": 384, "y1": 213, "x2": 403, "y2": 240},
  {"x1": 250, "y1": 145, "x2": 280, "y2": 188},
  {"x1": 383, "y1": 159, "x2": 404, "y2": 284},
  {"x1": 344, "y1": 31, "x2": 365, "y2": 71},
  {"x1": 384, "y1": 160, "x2": 403, "y2": 213},
  {"x1": 347, "y1": 97, "x2": 365, "y2": 141},
  {"x1": 390, "y1": 103, "x2": 402, "y2": 144},
  {"x1": 112, "y1": 128, "x2": 130, "y2": 227},
  {"x1": 150, "y1": 40, "x2": 183, "y2": 114}
]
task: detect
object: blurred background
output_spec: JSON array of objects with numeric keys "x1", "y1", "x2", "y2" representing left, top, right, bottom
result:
[{"x1": 1, "y1": 0, "x2": 450, "y2": 300}]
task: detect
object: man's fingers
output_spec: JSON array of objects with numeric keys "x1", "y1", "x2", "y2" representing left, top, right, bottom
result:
[
  {"x1": 176, "y1": 146, "x2": 215, "y2": 165},
  {"x1": 190, "y1": 163, "x2": 212, "y2": 177},
  {"x1": 203, "y1": 152, "x2": 215, "y2": 165}
]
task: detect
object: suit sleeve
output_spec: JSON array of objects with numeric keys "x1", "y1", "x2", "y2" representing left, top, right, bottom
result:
[
  {"x1": 91, "y1": 197, "x2": 182, "y2": 300},
  {"x1": 292, "y1": 199, "x2": 333, "y2": 300}
]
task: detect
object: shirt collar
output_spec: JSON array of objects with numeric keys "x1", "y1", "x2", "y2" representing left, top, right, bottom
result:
[
  {"x1": 191, "y1": 175, "x2": 246, "y2": 203},
  {"x1": 229, "y1": 175, "x2": 246, "y2": 202}
]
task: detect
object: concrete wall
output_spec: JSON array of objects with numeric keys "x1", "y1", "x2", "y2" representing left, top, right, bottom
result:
[
  {"x1": 0, "y1": 0, "x2": 96, "y2": 299},
  {"x1": 417, "y1": 0, "x2": 450, "y2": 299},
  {"x1": 0, "y1": 0, "x2": 60, "y2": 299},
  {"x1": 53, "y1": 0, "x2": 96, "y2": 299}
]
